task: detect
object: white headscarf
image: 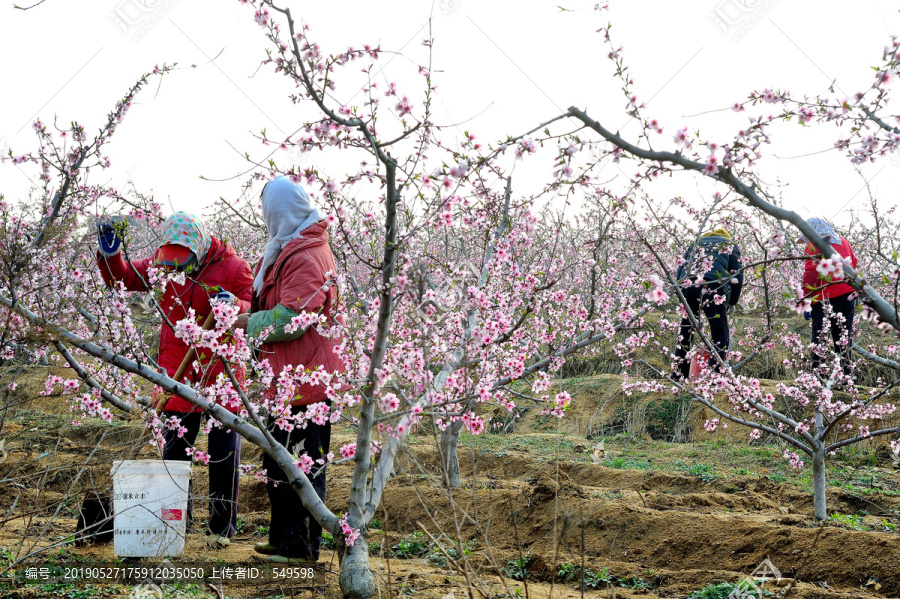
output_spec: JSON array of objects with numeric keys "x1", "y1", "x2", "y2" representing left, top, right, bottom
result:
[{"x1": 253, "y1": 176, "x2": 324, "y2": 293}]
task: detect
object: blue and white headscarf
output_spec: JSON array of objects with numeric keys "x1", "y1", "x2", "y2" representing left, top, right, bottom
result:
[{"x1": 804, "y1": 217, "x2": 841, "y2": 244}]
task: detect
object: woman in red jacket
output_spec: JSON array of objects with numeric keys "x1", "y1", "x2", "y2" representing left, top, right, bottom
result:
[
  {"x1": 97, "y1": 212, "x2": 254, "y2": 547},
  {"x1": 802, "y1": 217, "x2": 858, "y2": 378},
  {"x1": 235, "y1": 176, "x2": 344, "y2": 564}
]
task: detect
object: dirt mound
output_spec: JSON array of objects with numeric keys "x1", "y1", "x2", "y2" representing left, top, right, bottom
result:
[{"x1": 361, "y1": 465, "x2": 900, "y2": 596}]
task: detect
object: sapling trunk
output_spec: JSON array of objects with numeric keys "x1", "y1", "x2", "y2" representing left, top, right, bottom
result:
[
  {"x1": 813, "y1": 410, "x2": 827, "y2": 521},
  {"x1": 439, "y1": 421, "x2": 464, "y2": 488},
  {"x1": 812, "y1": 445, "x2": 827, "y2": 521}
]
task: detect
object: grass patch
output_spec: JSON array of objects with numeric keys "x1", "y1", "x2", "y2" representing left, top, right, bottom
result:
[
  {"x1": 688, "y1": 580, "x2": 772, "y2": 599},
  {"x1": 602, "y1": 457, "x2": 653, "y2": 470},
  {"x1": 676, "y1": 461, "x2": 719, "y2": 482},
  {"x1": 828, "y1": 513, "x2": 871, "y2": 531}
]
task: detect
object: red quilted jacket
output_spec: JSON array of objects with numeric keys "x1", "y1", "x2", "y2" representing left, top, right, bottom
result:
[
  {"x1": 97, "y1": 237, "x2": 254, "y2": 412},
  {"x1": 802, "y1": 237, "x2": 858, "y2": 301},
  {"x1": 251, "y1": 221, "x2": 346, "y2": 406}
]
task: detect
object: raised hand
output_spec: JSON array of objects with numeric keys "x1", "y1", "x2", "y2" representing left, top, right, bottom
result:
[{"x1": 97, "y1": 216, "x2": 126, "y2": 257}]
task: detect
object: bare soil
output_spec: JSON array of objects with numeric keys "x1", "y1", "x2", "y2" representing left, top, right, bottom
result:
[{"x1": 1, "y1": 370, "x2": 899, "y2": 598}]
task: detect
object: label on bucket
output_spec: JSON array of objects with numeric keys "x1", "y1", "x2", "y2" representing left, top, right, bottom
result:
[
  {"x1": 111, "y1": 460, "x2": 191, "y2": 557},
  {"x1": 161, "y1": 509, "x2": 183, "y2": 521}
]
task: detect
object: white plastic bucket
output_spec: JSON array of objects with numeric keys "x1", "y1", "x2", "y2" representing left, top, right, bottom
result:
[{"x1": 111, "y1": 460, "x2": 192, "y2": 557}]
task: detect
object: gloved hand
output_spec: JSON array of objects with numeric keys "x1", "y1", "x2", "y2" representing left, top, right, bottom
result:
[
  {"x1": 97, "y1": 216, "x2": 126, "y2": 257},
  {"x1": 212, "y1": 290, "x2": 237, "y2": 305},
  {"x1": 803, "y1": 311, "x2": 811, "y2": 321}
]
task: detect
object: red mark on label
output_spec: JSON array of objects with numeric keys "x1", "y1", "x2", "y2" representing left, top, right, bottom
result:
[{"x1": 161, "y1": 509, "x2": 183, "y2": 521}]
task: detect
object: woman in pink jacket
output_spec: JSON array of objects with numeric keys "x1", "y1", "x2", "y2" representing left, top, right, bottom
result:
[
  {"x1": 801, "y1": 217, "x2": 859, "y2": 378},
  {"x1": 238, "y1": 176, "x2": 345, "y2": 564}
]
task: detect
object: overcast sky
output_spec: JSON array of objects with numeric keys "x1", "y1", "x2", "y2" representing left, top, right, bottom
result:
[{"x1": 2, "y1": 0, "x2": 899, "y2": 230}]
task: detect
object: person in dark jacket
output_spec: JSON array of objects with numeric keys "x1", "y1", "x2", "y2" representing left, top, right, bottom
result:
[
  {"x1": 673, "y1": 228, "x2": 744, "y2": 379},
  {"x1": 801, "y1": 217, "x2": 858, "y2": 378},
  {"x1": 97, "y1": 212, "x2": 254, "y2": 548}
]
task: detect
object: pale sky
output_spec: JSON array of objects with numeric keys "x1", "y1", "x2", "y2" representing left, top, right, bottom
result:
[{"x1": 2, "y1": 0, "x2": 899, "y2": 229}]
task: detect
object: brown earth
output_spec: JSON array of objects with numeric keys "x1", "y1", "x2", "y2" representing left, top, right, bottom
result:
[{"x1": 1, "y1": 371, "x2": 900, "y2": 598}]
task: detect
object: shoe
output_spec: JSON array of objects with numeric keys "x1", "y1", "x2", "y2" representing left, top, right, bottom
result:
[
  {"x1": 254, "y1": 542, "x2": 278, "y2": 555},
  {"x1": 205, "y1": 534, "x2": 231, "y2": 549},
  {"x1": 265, "y1": 554, "x2": 316, "y2": 565}
]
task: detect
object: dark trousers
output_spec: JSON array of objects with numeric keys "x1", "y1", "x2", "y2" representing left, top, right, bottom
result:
[
  {"x1": 810, "y1": 294, "x2": 856, "y2": 377},
  {"x1": 162, "y1": 412, "x2": 241, "y2": 538},
  {"x1": 263, "y1": 405, "x2": 330, "y2": 560},
  {"x1": 675, "y1": 285, "x2": 730, "y2": 379}
]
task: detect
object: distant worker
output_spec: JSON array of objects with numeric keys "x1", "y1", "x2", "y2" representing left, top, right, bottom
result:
[
  {"x1": 801, "y1": 217, "x2": 858, "y2": 379},
  {"x1": 673, "y1": 228, "x2": 744, "y2": 380}
]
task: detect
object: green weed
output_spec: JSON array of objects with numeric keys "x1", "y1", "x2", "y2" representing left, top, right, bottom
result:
[
  {"x1": 391, "y1": 532, "x2": 428, "y2": 558},
  {"x1": 502, "y1": 553, "x2": 532, "y2": 581},
  {"x1": 829, "y1": 513, "x2": 870, "y2": 530},
  {"x1": 557, "y1": 562, "x2": 580, "y2": 581},
  {"x1": 677, "y1": 461, "x2": 719, "y2": 482},
  {"x1": 619, "y1": 576, "x2": 654, "y2": 590},
  {"x1": 688, "y1": 580, "x2": 772, "y2": 599},
  {"x1": 584, "y1": 567, "x2": 611, "y2": 589},
  {"x1": 602, "y1": 457, "x2": 652, "y2": 470},
  {"x1": 322, "y1": 531, "x2": 336, "y2": 550}
]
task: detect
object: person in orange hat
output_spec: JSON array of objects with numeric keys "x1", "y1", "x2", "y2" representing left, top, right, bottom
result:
[{"x1": 97, "y1": 212, "x2": 253, "y2": 548}]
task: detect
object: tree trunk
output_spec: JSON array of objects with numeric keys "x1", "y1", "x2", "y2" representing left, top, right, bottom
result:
[
  {"x1": 812, "y1": 445, "x2": 827, "y2": 520},
  {"x1": 338, "y1": 530, "x2": 376, "y2": 599},
  {"x1": 439, "y1": 422, "x2": 463, "y2": 488},
  {"x1": 812, "y1": 411, "x2": 827, "y2": 521}
]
